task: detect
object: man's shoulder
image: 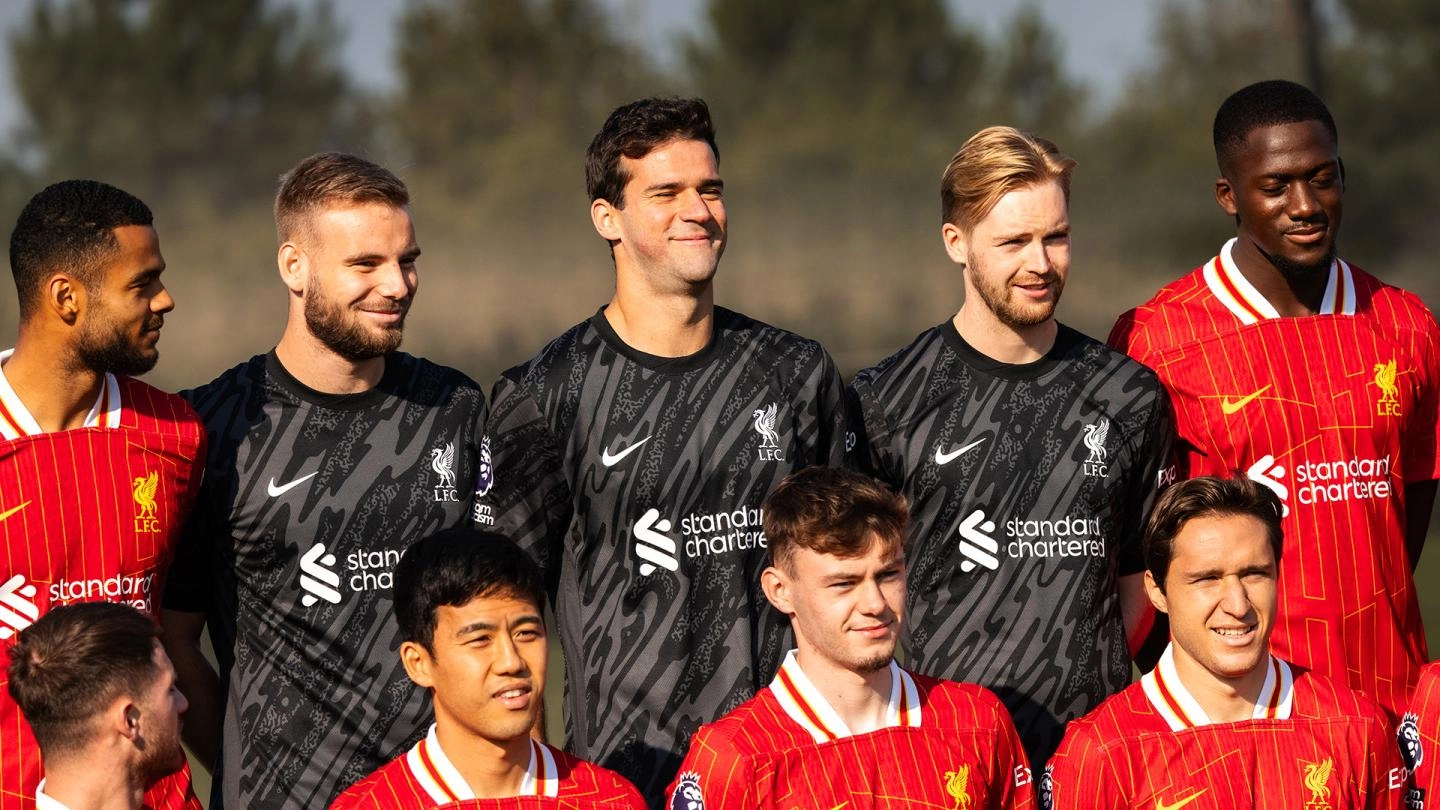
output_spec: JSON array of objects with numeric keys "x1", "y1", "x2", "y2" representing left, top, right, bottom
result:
[
  {"x1": 688, "y1": 688, "x2": 781, "y2": 756},
  {"x1": 1350, "y1": 264, "x2": 1440, "y2": 333},
  {"x1": 1056, "y1": 680, "x2": 1153, "y2": 751},
  {"x1": 912, "y1": 671, "x2": 1011, "y2": 728},
  {"x1": 329, "y1": 752, "x2": 417, "y2": 809},
  {"x1": 180, "y1": 354, "x2": 269, "y2": 418},
  {"x1": 499, "y1": 317, "x2": 601, "y2": 389},
  {"x1": 1290, "y1": 664, "x2": 1392, "y2": 726},
  {"x1": 849, "y1": 323, "x2": 947, "y2": 390},
  {"x1": 114, "y1": 375, "x2": 203, "y2": 437},
  {"x1": 551, "y1": 746, "x2": 644, "y2": 804},
  {"x1": 1057, "y1": 325, "x2": 1167, "y2": 391}
]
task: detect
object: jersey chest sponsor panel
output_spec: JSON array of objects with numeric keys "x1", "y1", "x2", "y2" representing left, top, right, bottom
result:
[
  {"x1": 172, "y1": 353, "x2": 487, "y2": 810},
  {"x1": 668, "y1": 656, "x2": 1033, "y2": 809},
  {"x1": 1046, "y1": 650, "x2": 1404, "y2": 809},
  {"x1": 848, "y1": 323, "x2": 1171, "y2": 765},
  {"x1": 480, "y1": 308, "x2": 847, "y2": 804},
  {"x1": 1110, "y1": 248, "x2": 1440, "y2": 717},
  {"x1": 0, "y1": 371, "x2": 204, "y2": 810}
]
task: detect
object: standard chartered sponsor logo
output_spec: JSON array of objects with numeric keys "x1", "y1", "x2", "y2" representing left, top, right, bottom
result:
[
  {"x1": 1246, "y1": 453, "x2": 1392, "y2": 516},
  {"x1": 958, "y1": 508, "x2": 1105, "y2": 573},
  {"x1": 299, "y1": 543, "x2": 407, "y2": 606},
  {"x1": 50, "y1": 572, "x2": 155, "y2": 612},
  {"x1": 0, "y1": 574, "x2": 39, "y2": 640},
  {"x1": 632, "y1": 506, "x2": 767, "y2": 575}
]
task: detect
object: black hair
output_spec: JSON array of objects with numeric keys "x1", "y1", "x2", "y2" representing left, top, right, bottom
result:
[
  {"x1": 585, "y1": 97, "x2": 719, "y2": 207},
  {"x1": 1213, "y1": 80, "x2": 1338, "y2": 175}
]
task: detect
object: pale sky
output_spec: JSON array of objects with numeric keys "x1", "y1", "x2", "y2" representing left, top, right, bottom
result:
[{"x1": 0, "y1": 0, "x2": 1159, "y2": 139}]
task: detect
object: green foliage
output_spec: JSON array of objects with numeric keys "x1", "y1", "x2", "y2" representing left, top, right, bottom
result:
[
  {"x1": 393, "y1": 0, "x2": 661, "y2": 219},
  {"x1": 8, "y1": 0, "x2": 349, "y2": 210}
]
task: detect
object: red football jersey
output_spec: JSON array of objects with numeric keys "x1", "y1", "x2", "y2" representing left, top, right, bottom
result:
[
  {"x1": 666, "y1": 651, "x2": 1034, "y2": 809},
  {"x1": 1047, "y1": 646, "x2": 1404, "y2": 809},
  {"x1": 330, "y1": 727, "x2": 645, "y2": 809},
  {"x1": 0, "y1": 357, "x2": 205, "y2": 810},
  {"x1": 1399, "y1": 661, "x2": 1440, "y2": 809},
  {"x1": 1109, "y1": 241, "x2": 1440, "y2": 716}
]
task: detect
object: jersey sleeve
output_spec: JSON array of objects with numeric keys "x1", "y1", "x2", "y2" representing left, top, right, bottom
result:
[
  {"x1": 1106, "y1": 308, "x2": 1150, "y2": 366},
  {"x1": 1406, "y1": 664, "x2": 1440, "y2": 802},
  {"x1": 1044, "y1": 721, "x2": 1126, "y2": 810},
  {"x1": 807, "y1": 348, "x2": 849, "y2": 468},
  {"x1": 476, "y1": 372, "x2": 574, "y2": 590},
  {"x1": 844, "y1": 378, "x2": 905, "y2": 489},
  {"x1": 1363, "y1": 699, "x2": 1406, "y2": 810},
  {"x1": 984, "y1": 694, "x2": 1037, "y2": 809},
  {"x1": 163, "y1": 443, "x2": 221, "y2": 614},
  {"x1": 1402, "y1": 305, "x2": 1440, "y2": 484},
  {"x1": 1117, "y1": 383, "x2": 1176, "y2": 577},
  {"x1": 665, "y1": 725, "x2": 752, "y2": 810}
]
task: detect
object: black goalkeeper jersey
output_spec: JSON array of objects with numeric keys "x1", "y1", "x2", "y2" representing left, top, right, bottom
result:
[
  {"x1": 847, "y1": 322, "x2": 1172, "y2": 767},
  {"x1": 477, "y1": 306, "x2": 847, "y2": 807},
  {"x1": 165, "y1": 352, "x2": 488, "y2": 809}
]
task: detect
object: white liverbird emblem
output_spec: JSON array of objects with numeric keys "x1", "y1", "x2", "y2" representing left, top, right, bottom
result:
[
  {"x1": 431, "y1": 442, "x2": 457, "y2": 489},
  {"x1": 752, "y1": 403, "x2": 780, "y2": 449},
  {"x1": 1082, "y1": 419, "x2": 1109, "y2": 465}
]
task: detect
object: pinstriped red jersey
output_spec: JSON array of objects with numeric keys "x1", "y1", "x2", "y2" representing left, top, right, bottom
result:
[
  {"x1": 1109, "y1": 240, "x2": 1440, "y2": 717},
  {"x1": 0, "y1": 352, "x2": 205, "y2": 810},
  {"x1": 666, "y1": 651, "x2": 1034, "y2": 809},
  {"x1": 1047, "y1": 646, "x2": 1404, "y2": 809},
  {"x1": 330, "y1": 726, "x2": 645, "y2": 809},
  {"x1": 1399, "y1": 662, "x2": 1440, "y2": 808}
]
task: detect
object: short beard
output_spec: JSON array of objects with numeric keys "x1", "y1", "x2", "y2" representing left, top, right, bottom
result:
[
  {"x1": 75, "y1": 322, "x2": 159, "y2": 377},
  {"x1": 855, "y1": 652, "x2": 893, "y2": 673},
  {"x1": 304, "y1": 291, "x2": 406, "y2": 362},
  {"x1": 967, "y1": 251, "x2": 1061, "y2": 328},
  {"x1": 1266, "y1": 246, "x2": 1335, "y2": 286}
]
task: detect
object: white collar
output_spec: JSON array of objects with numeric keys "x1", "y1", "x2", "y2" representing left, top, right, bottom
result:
[
  {"x1": 405, "y1": 724, "x2": 557, "y2": 803},
  {"x1": 1202, "y1": 237, "x2": 1355, "y2": 324},
  {"x1": 0, "y1": 348, "x2": 122, "y2": 440},
  {"x1": 35, "y1": 779, "x2": 72, "y2": 810},
  {"x1": 1141, "y1": 643, "x2": 1294, "y2": 731},
  {"x1": 768, "y1": 649, "x2": 922, "y2": 744}
]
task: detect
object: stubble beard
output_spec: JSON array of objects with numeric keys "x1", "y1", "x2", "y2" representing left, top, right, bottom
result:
[{"x1": 304, "y1": 287, "x2": 407, "y2": 362}]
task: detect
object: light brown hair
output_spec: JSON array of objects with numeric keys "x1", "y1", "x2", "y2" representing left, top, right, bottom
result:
[
  {"x1": 763, "y1": 467, "x2": 908, "y2": 571},
  {"x1": 940, "y1": 126, "x2": 1076, "y2": 232},
  {"x1": 274, "y1": 152, "x2": 410, "y2": 243}
]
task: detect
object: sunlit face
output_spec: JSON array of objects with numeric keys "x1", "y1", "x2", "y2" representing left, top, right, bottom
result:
[
  {"x1": 297, "y1": 203, "x2": 419, "y2": 361},
  {"x1": 1217, "y1": 119, "x2": 1342, "y2": 281},
  {"x1": 596, "y1": 138, "x2": 726, "y2": 293},
  {"x1": 75, "y1": 225, "x2": 172, "y2": 376},
  {"x1": 1147, "y1": 513, "x2": 1279, "y2": 688},
  {"x1": 944, "y1": 180, "x2": 1070, "y2": 330},
  {"x1": 403, "y1": 593, "x2": 547, "y2": 745},
  {"x1": 135, "y1": 641, "x2": 188, "y2": 784},
  {"x1": 765, "y1": 536, "x2": 906, "y2": 674}
]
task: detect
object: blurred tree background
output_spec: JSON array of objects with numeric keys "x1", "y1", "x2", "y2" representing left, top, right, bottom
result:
[{"x1": 3, "y1": 0, "x2": 1440, "y2": 752}]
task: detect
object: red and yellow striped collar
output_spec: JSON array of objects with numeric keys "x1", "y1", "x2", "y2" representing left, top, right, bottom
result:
[
  {"x1": 406, "y1": 725, "x2": 558, "y2": 803},
  {"x1": 769, "y1": 649, "x2": 921, "y2": 744},
  {"x1": 1202, "y1": 238, "x2": 1355, "y2": 324},
  {"x1": 0, "y1": 348, "x2": 122, "y2": 440},
  {"x1": 1141, "y1": 643, "x2": 1293, "y2": 731}
]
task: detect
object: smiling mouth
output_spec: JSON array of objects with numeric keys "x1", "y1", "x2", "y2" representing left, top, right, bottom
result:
[{"x1": 1211, "y1": 625, "x2": 1256, "y2": 639}]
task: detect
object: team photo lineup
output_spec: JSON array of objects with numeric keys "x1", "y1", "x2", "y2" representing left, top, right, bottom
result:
[{"x1": 0, "y1": 73, "x2": 1437, "y2": 810}]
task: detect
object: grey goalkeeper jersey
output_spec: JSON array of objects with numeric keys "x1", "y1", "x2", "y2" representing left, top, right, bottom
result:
[
  {"x1": 166, "y1": 352, "x2": 488, "y2": 809},
  {"x1": 848, "y1": 322, "x2": 1173, "y2": 768},
  {"x1": 477, "y1": 306, "x2": 847, "y2": 807}
]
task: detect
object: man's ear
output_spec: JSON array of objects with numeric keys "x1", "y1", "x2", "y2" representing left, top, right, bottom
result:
[
  {"x1": 1144, "y1": 570, "x2": 1169, "y2": 615},
  {"x1": 590, "y1": 198, "x2": 623, "y2": 244},
  {"x1": 277, "y1": 242, "x2": 306, "y2": 296},
  {"x1": 44, "y1": 273, "x2": 83, "y2": 325},
  {"x1": 1214, "y1": 175, "x2": 1238, "y2": 217},
  {"x1": 941, "y1": 223, "x2": 969, "y2": 267},
  {"x1": 761, "y1": 566, "x2": 794, "y2": 615},
  {"x1": 400, "y1": 641, "x2": 435, "y2": 689}
]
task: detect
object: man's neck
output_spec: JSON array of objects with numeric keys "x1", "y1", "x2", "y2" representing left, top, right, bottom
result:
[
  {"x1": 1228, "y1": 236, "x2": 1329, "y2": 317},
  {"x1": 273, "y1": 330, "x2": 385, "y2": 394},
  {"x1": 4, "y1": 332, "x2": 106, "y2": 432},
  {"x1": 41, "y1": 756, "x2": 145, "y2": 810},
  {"x1": 793, "y1": 647, "x2": 893, "y2": 735},
  {"x1": 604, "y1": 276, "x2": 715, "y2": 358},
  {"x1": 1172, "y1": 650, "x2": 1270, "y2": 724},
  {"x1": 433, "y1": 722, "x2": 533, "y2": 800},
  {"x1": 952, "y1": 305, "x2": 1057, "y2": 365}
]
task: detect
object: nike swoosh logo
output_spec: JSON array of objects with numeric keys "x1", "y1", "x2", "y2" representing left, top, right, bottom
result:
[
  {"x1": 267, "y1": 472, "x2": 318, "y2": 498},
  {"x1": 1155, "y1": 789, "x2": 1207, "y2": 810},
  {"x1": 0, "y1": 502, "x2": 30, "y2": 523},
  {"x1": 601, "y1": 436, "x2": 651, "y2": 467},
  {"x1": 935, "y1": 438, "x2": 985, "y2": 465},
  {"x1": 1221, "y1": 385, "x2": 1271, "y2": 415}
]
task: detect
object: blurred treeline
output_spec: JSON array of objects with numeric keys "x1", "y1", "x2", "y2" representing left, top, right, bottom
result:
[{"x1": 4, "y1": 1, "x2": 1440, "y2": 637}]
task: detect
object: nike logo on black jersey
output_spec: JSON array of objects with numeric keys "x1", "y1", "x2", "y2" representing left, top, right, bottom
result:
[
  {"x1": 1220, "y1": 385, "x2": 1271, "y2": 415},
  {"x1": 601, "y1": 436, "x2": 651, "y2": 467},
  {"x1": 267, "y1": 472, "x2": 318, "y2": 498},
  {"x1": 934, "y1": 438, "x2": 985, "y2": 465}
]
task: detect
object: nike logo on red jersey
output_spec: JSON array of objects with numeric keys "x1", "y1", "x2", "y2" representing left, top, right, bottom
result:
[
  {"x1": 1221, "y1": 385, "x2": 1271, "y2": 415},
  {"x1": 1154, "y1": 789, "x2": 1207, "y2": 810},
  {"x1": 0, "y1": 501, "x2": 29, "y2": 523}
]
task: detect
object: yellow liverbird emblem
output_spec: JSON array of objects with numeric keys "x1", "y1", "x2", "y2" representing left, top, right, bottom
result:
[
  {"x1": 945, "y1": 765, "x2": 972, "y2": 810},
  {"x1": 1302, "y1": 758, "x2": 1333, "y2": 810},
  {"x1": 1374, "y1": 359, "x2": 1399, "y2": 404},
  {"x1": 132, "y1": 472, "x2": 159, "y2": 519}
]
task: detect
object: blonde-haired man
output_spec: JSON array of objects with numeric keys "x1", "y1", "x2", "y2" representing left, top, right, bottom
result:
[{"x1": 846, "y1": 126, "x2": 1174, "y2": 768}]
